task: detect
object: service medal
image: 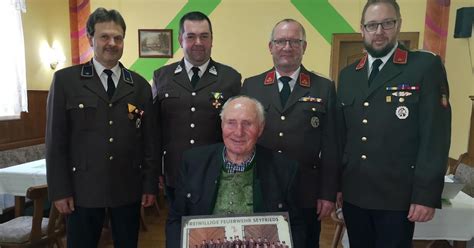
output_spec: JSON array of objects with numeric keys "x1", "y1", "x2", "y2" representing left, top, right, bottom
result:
[
  {"x1": 136, "y1": 118, "x2": 141, "y2": 129},
  {"x1": 395, "y1": 106, "x2": 409, "y2": 119},
  {"x1": 311, "y1": 116, "x2": 320, "y2": 128},
  {"x1": 210, "y1": 92, "x2": 224, "y2": 109}
]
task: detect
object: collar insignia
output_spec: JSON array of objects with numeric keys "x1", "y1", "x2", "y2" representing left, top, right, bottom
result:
[
  {"x1": 393, "y1": 48, "x2": 408, "y2": 64},
  {"x1": 264, "y1": 71, "x2": 276, "y2": 85},
  {"x1": 356, "y1": 54, "x2": 368, "y2": 71},
  {"x1": 122, "y1": 68, "x2": 134, "y2": 84},
  {"x1": 299, "y1": 72, "x2": 310, "y2": 87},
  {"x1": 174, "y1": 64, "x2": 183, "y2": 74},
  {"x1": 80, "y1": 62, "x2": 94, "y2": 78},
  {"x1": 208, "y1": 65, "x2": 217, "y2": 76}
]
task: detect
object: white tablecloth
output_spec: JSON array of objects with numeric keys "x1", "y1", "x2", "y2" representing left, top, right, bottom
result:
[
  {"x1": 414, "y1": 191, "x2": 474, "y2": 241},
  {"x1": 342, "y1": 191, "x2": 474, "y2": 247},
  {"x1": 0, "y1": 159, "x2": 46, "y2": 196}
]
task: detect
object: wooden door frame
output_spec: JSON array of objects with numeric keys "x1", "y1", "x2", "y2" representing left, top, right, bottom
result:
[{"x1": 329, "y1": 32, "x2": 420, "y2": 85}]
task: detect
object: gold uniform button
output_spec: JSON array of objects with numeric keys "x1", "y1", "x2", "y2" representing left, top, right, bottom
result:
[
  {"x1": 108, "y1": 103, "x2": 113, "y2": 107},
  {"x1": 163, "y1": 150, "x2": 167, "y2": 155},
  {"x1": 399, "y1": 97, "x2": 405, "y2": 103},
  {"x1": 78, "y1": 104, "x2": 84, "y2": 109},
  {"x1": 109, "y1": 120, "x2": 113, "y2": 125},
  {"x1": 279, "y1": 132, "x2": 284, "y2": 137},
  {"x1": 109, "y1": 156, "x2": 114, "y2": 160},
  {"x1": 411, "y1": 165, "x2": 415, "y2": 169},
  {"x1": 186, "y1": 193, "x2": 191, "y2": 198},
  {"x1": 191, "y1": 92, "x2": 196, "y2": 96},
  {"x1": 277, "y1": 150, "x2": 283, "y2": 153},
  {"x1": 190, "y1": 123, "x2": 195, "y2": 128},
  {"x1": 364, "y1": 102, "x2": 369, "y2": 107},
  {"x1": 361, "y1": 137, "x2": 367, "y2": 141},
  {"x1": 165, "y1": 93, "x2": 169, "y2": 98},
  {"x1": 109, "y1": 138, "x2": 114, "y2": 143},
  {"x1": 278, "y1": 203, "x2": 283, "y2": 209},
  {"x1": 361, "y1": 155, "x2": 367, "y2": 160},
  {"x1": 72, "y1": 167, "x2": 76, "y2": 172},
  {"x1": 281, "y1": 116, "x2": 286, "y2": 121},
  {"x1": 190, "y1": 139, "x2": 195, "y2": 144},
  {"x1": 191, "y1": 107, "x2": 196, "y2": 112},
  {"x1": 312, "y1": 107, "x2": 316, "y2": 111},
  {"x1": 362, "y1": 119, "x2": 368, "y2": 124}
]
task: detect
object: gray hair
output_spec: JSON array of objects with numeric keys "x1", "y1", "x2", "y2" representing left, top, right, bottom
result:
[
  {"x1": 270, "y1": 18, "x2": 306, "y2": 41},
  {"x1": 220, "y1": 95, "x2": 265, "y2": 125}
]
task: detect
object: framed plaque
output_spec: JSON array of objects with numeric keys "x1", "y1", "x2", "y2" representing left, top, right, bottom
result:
[{"x1": 181, "y1": 212, "x2": 293, "y2": 248}]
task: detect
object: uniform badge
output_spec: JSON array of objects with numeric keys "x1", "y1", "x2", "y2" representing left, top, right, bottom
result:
[
  {"x1": 299, "y1": 73, "x2": 310, "y2": 87},
  {"x1": 174, "y1": 64, "x2": 183, "y2": 74},
  {"x1": 391, "y1": 91, "x2": 412, "y2": 97},
  {"x1": 299, "y1": 96, "x2": 323, "y2": 103},
  {"x1": 395, "y1": 106, "x2": 409, "y2": 119},
  {"x1": 208, "y1": 65, "x2": 217, "y2": 75},
  {"x1": 311, "y1": 116, "x2": 320, "y2": 128},
  {"x1": 386, "y1": 96, "x2": 392, "y2": 103},
  {"x1": 210, "y1": 92, "x2": 224, "y2": 109},
  {"x1": 264, "y1": 71, "x2": 275, "y2": 85},
  {"x1": 441, "y1": 94, "x2": 449, "y2": 108},
  {"x1": 127, "y1": 103, "x2": 144, "y2": 128}
]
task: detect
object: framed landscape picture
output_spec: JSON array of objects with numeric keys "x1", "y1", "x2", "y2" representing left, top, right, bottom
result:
[
  {"x1": 181, "y1": 212, "x2": 293, "y2": 248},
  {"x1": 138, "y1": 29, "x2": 173, "y2": 58}
]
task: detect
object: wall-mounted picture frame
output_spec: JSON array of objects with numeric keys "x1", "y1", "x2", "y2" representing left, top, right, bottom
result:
[{"x1": 138, "y1": 29, "x2": 173, "y2": 58}]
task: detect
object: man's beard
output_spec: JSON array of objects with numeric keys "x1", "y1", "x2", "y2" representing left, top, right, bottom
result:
[{"x1": 364, "y1": 40, "x2": 396, "y2": 58}]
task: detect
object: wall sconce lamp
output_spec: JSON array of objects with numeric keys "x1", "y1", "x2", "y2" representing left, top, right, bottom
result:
[
  {"x1": 42, "y1": 42, "x2": 66, "y2": 70},
  {"x1": 48, "y1": 43, "x2": 66, "y2": 70}
]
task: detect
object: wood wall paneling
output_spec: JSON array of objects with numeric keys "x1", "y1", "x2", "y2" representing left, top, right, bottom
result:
[{"x1": 0, "y1": 90, "x2": 48, "y2": 151}]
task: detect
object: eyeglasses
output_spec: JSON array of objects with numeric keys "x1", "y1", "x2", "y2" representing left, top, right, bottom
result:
[
  {"x1": 363, "y1": 19, "x2": 397, "y2": 32},
  {"x1": 272, "y1": 39, "x2": 305, "y2": 48}
]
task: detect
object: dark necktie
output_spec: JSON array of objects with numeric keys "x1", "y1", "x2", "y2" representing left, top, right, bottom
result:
[
  {"x1": 279, "y1": 76, "x2": 292, "y2": 107},
  {"x1": 190, "y1": 67, "x2": 200, "y2": 88},
  {"x1": 103, "y1": 69, "x2": 115, "y2": 99},
  {"x1": 368, "y1": 59, "x2": 383, "y2": 86}
]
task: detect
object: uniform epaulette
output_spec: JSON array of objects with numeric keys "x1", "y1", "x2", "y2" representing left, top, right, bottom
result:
[
  {"x1": 412, "y1": 49, "x2": 437, "y2": 56},
  {"x1": 311, "y1": 70, "x2": 332, "y2": 81}
]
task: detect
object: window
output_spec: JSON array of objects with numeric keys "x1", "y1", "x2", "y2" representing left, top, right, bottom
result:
[{"x1": 0, "y1": 0, "x2": 27, "y2": 120}]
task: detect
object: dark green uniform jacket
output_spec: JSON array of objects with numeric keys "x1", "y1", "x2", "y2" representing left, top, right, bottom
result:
[{"x1": 336, "y1": 45, "x2": 451, "y2": 210}]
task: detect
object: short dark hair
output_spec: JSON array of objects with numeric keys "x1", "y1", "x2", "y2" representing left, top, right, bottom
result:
[
  {"x1": 179, "y1": 11, "x2": 213, "y2": 35},
  {"x1": 361, "y1": 0, "x2": 401, "y2": 24},
  {"x1": 87, "y1": 7, "x2": 126, "y2": 37}
]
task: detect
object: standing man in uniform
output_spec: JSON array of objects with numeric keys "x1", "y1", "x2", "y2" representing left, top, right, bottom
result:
[
  {"x1": 46, "y1": 7, "x2": 158, "y2": 248},
  {"x1": 337, "y1": 0, "x2": 451, "y2": 247},
  {"x1": 152, "y1": 11, "x2": 241, "y2": 203},
  {"x1": 241, "y1": 19, "x2": 339, "y2": 247}
]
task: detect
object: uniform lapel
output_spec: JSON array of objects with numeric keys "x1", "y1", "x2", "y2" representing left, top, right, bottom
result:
[
  {"x1": 81, "y1": 61, "x2": 109, "y2": 102},
  {"x1": 112, "y1": 65, "x2": 135, "y2": 103},
  {"x1": 206, "y1": 144, "x2": 224, "y2": 213},
  {"x1": 366, "y1": 57, "x2": 402, "y2": 98},
  {"x1": 282, "y1": 66, "x2": 311, "y2": 113},
  {"x1": 261, "y1": 69, "x2": 284, "y2": 113},
  {"x1": 173, "y1": 60, "x2": 194, "y2": 92},
  {"x1": 194, "y1": 60, "x2": 217, "y2": 91}
]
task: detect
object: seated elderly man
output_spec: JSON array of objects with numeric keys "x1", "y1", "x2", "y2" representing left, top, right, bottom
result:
[{"x1": 166, "y1": 95, "x2": 303, "y2": 248}]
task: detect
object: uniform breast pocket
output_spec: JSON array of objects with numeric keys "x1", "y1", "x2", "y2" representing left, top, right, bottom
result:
[
  {"x1": 66, "y1": 97, "x2": 98, "y2": 130},
  {"x1": 158, "y1": 91, "x2": 181, "y2": 115},
  {"x1": 340, "y1": 96, "x2": 355, "y2": 127}
]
